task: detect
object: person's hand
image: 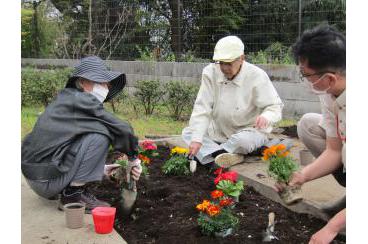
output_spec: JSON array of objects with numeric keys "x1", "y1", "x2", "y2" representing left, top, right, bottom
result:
[
  {"x1": 131, "y1": 166, "x2": 142, "y2": 181},
  {"x1": 274, "y1": 171, "x2": 307, "y2": 192},
  {"x1": 255, "y1": 115, "x2": 269, "y2": 129},
  {"x1": 309, "y1": 225, "x2": 338, "y2": 244},
  {"x1": 104, "y1": 163, "x2": 121, "y2": 177},
  {"x1": 126, "y1": 159, "x2": 143, "y2": 182},
  {"x1": 189, "y1": 141, "x2": 202, "y2": 157}
]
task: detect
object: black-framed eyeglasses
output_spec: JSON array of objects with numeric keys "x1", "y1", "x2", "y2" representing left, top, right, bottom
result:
[
  {"x1": 299, "y1": 71, "x2": 335, "y2": 83},
  {"x1": 214, "y1": 57, "x2": 241, "y2": 66}
]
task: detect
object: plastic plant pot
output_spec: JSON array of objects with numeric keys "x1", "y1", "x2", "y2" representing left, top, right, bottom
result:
[
  {"x1": 64, "y1": 202, "x2": 85, "y2": 229},
  {"x1": 92, "y1": 207, "x2": 116, "y2": 234}
]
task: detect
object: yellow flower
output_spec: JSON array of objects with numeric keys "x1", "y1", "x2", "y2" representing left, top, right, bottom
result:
[
  {"x1": 171, "y1": 146, "x2": 189, "y2": 155},
  {"x1": 196, "y1": 200, "x2": 211, "y2": 212}
]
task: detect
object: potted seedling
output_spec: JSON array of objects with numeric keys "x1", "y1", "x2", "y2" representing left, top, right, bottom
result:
[
  {"x1": 162, "y1": 147, "x2": 191, "y2": 176},
  {"x1": 112, "y1": 140, "x2": 157, "y2": 181},
  {"x1": 196, "y1": 190, "x2": 238, "y2": 237},
  {"x1": 262, "y1": 144, "x2": 302, "y2": 205},
  {"x1": 214, "y1": 167, "x2": 244, "y2": 203}
]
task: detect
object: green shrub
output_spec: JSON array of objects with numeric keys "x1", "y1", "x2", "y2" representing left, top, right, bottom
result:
[
  {"x1": 247, "y1": 42, "x2": 293, "y2": 65},
  {"x1": 197, "y1": 209, "x2": 239, "y2": 236},
  {"x1": 133, "y1": 80, "x2": 165, "y2": 115},
  {"x1": 109, "y1": 89, "x2": 129, "y2": 113},
  {"x1": 164, "y1": 81, "x2": 199, "y2": 120},
  {"x1": 21, "y1": 67, "x2": 72, "y2": 107},
  {"x1": 162, "y1": 154, "x2": 190, "y2": 176},
  {"x1": 268, "y1": 156, "x2": 299, "y2": 183}
]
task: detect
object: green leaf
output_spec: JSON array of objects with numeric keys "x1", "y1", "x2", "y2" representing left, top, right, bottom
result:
[
  {"x1": 267, "y1": 156, "x2": 299, "y2": 183},
  {"x1": 162, "y1": 154, "x2": 190, "y2": 176},
  {"x1": 216, "y1": 180, "x2": 244, "y2": 197}
]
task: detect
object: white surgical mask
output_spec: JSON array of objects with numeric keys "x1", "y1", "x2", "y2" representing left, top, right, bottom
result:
[
  {"x1": 90, "y1": 83, "x2": 109, "y2": 102},
  {"x1": 303, "y1": 74, "x2": 331, "y2": 95}
]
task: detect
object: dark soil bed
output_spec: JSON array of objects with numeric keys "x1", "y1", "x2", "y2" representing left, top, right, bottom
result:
[
  {"x1": 280, "y1": 125, "x2": 298, "y2": 138},
  {"x1": 90, "y1": 146, "x2": 345, "y2": 244}
]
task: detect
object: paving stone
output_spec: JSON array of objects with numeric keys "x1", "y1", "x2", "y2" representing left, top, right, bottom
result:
[{"x1": 21, "y1": 176, "x2": 127, "y2": 244}]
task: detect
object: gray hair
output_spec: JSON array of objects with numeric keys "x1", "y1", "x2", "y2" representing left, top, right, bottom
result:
[{"x1": 75, "y1": 78, "x2": 87, "y2": 91}]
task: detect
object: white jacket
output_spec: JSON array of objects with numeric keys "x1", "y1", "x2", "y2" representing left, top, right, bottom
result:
[{"x1": 188, "y1": 61, "x2": 283, "y2": 143}]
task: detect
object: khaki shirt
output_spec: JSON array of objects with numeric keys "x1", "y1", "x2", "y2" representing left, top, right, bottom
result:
[
  {"x1": 188, "y1": 61, "x2": 283, "y2": 143},
  {"x1": 319, "y1": 90, "x2": 346, "y2": 169}
]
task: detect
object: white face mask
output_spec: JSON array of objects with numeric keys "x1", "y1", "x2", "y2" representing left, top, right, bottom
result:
[
  {"x1": 303, "y1": 74, "x2": 331, "y2": 95},
  {"x1": 90, "y1": 83, "x2": 109, "y2": 102}
]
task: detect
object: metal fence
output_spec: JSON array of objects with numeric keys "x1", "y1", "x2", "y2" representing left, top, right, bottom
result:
[{"x1": 21, "y1": 0, "x2": 345, "y2": 63}]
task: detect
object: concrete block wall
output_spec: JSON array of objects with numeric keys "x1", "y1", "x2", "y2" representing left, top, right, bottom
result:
[{"x1": 21, "y1": 58, "x2": 321, "y2": 118}]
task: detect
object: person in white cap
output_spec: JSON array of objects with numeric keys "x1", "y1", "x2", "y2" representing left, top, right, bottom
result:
[{"x1": 182, "y1": 36, "x2": 284, "y2": 167}]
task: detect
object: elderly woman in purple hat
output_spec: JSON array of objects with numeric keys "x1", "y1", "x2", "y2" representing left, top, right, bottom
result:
[{"x1": 22, "y1": 56, "x2": 142, "y2": 213}]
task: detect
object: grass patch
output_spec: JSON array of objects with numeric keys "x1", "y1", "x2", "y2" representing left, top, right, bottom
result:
[
  {"x1": 21, "y1": 104, "x2": 298, "y2": 140},
  {"x1": 21, "y1": 105, "x2": 188, "y2": 140},
  {"x1": 276, "y1": 118, "x2": 298, "y2": 127},
  {"x1": 21, "y1": 107, "x2": 44, "y2": 139}
]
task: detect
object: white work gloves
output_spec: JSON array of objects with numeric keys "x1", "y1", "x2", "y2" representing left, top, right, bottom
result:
[
  {"x1": 104, "y1": 159, "x2": 142, "y2": 182},
  {"x1": 126, "y1": 158, "x2": 143, "y2": 182},
  {"x1": 104, "y1": 163, "x2": 121, "y2": 177}
]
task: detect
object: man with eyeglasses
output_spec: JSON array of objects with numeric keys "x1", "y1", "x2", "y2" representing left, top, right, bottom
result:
[
  {"x1": 182, "y1": 35, "x2": 283, "y2": 168},
  {"x1": 275, "y1": 25, "x2": 346, "y2": 243}
]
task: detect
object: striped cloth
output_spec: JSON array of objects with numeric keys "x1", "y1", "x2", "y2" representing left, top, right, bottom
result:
[{"x1": 66, "y1": 56, "x2": 126, "y2": 102}]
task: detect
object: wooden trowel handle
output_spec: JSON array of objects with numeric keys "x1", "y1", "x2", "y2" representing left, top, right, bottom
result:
[{"x1": 268, "y1": 212, "x2": 275, "y2": 227}]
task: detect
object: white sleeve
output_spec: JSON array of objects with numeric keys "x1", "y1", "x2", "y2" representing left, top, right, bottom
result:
[
  {"x1": 188, "y1": 72, "x2": 214, "y2": 143},
  {"x1": 253, "y1": 73, "x2": 284, "y2": 124}
]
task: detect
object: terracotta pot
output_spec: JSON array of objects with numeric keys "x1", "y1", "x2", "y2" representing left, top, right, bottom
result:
[{"x1": 279, "y1": 185, "x2": 303, "y2": 205}]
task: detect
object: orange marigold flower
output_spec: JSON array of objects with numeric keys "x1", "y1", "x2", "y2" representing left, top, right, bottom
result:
[
  {"x1": 138, "y1": 154, "x2": 151, "y2": 164},
  {"x1": 262, "y1": 151, "x2": 270, "y2": 161},
  {"x1": 262, "y1": 144, "x2": 290, "y2": 160},
  {"x1": 211, "y1": 190, "x2": 224, "y2": 199},
  {"x1": 219, "y1": 198, "x2": 233, "y2": 207},
  {"x1": 202, "y1": 200, "x2": 210, "y2": 208},
  {"x1": 268, "y1": 145, "x2": 277, "y2": 155},
  {"x1": 276, "y1": 144, "x2": 286, "y2": 152},
  {"x1": 206, "y1": 204, "x2": 221, "y2": 216},
  {"x1": 262, "y1": 147, "x2": 274, "y2": 161},
  {"x1": 196, "y1": 200, "x2": 211, "y2": 212},
  {"x1": 196, "y1": 203, "x2": 205, "y2": 212}
]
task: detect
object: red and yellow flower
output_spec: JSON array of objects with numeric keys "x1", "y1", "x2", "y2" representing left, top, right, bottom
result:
[
  {"x1": 206, "y1": 204, "x2": 221, "y2": 216},
  {"x1": 219, "y1": 198, "x2": 234, "y2": 207},
  {"x1": 211, "y1": 190, "x2": 224, "y2": 199},
  {"x1": 138, "y1": 154, "x2": 151, "y2": 165}
]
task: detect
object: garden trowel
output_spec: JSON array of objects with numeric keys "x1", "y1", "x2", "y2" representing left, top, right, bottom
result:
[
  {"x1": 262, "y1": 212, "x2": 278, "y2": 242},
  {"x1": 120, "y1": 174, "x2": 137, "y2": 215}
]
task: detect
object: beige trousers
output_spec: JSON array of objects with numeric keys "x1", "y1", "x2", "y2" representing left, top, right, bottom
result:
[{"x1": 297, "y1": 113, "x2": 345, "y2": 187}]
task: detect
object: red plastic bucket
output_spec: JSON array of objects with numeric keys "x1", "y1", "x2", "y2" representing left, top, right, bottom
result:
[{"x1": 92, "y1": 207, "x2": 116, "y2": 234}]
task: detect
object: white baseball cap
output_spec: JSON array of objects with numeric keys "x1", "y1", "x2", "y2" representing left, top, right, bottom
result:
[{"x1": 213, "y1": 36, "x2": 244, "y2": 62}]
